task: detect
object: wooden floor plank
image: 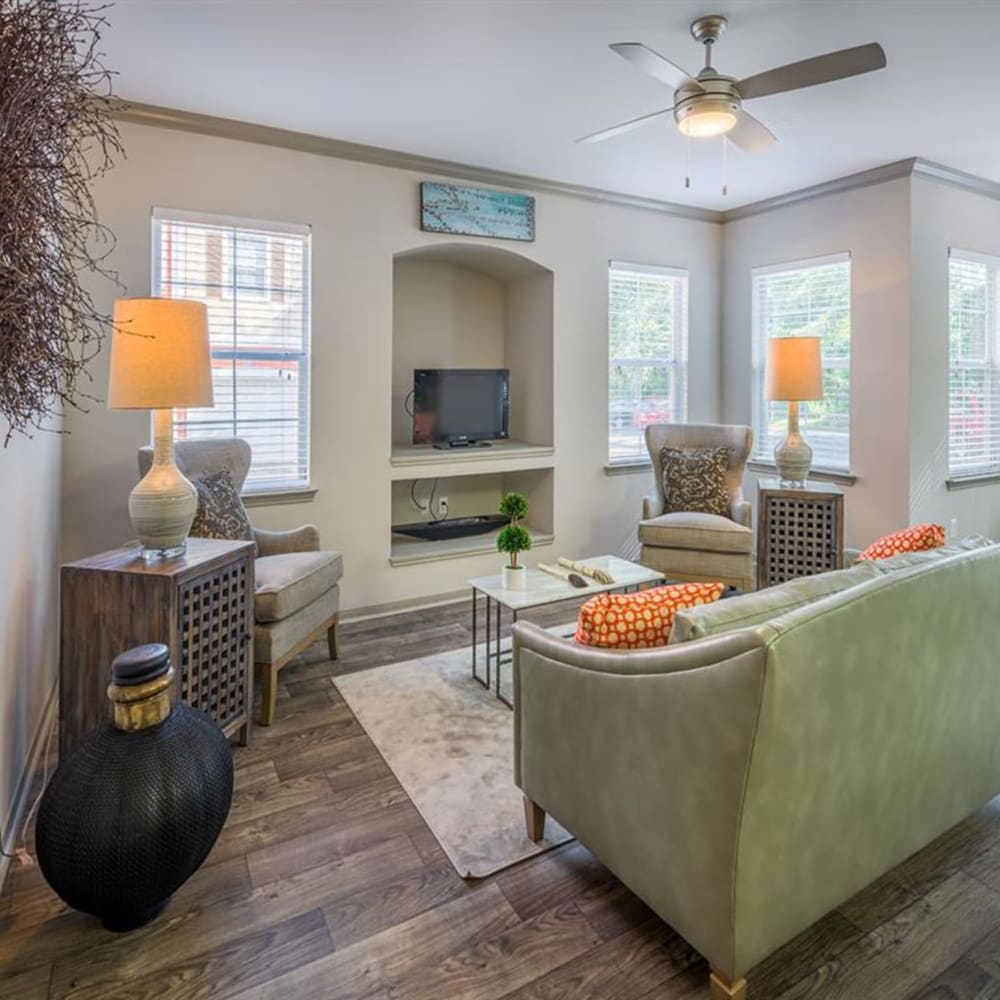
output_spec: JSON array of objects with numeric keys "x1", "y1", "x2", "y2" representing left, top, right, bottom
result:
[
  {"x1": 47, "y1": 836, "x2": 422, "y2": 1000},
  {"x1": 227, "y1": 884, "x2": 521, "y2": 1000},
  {"x1": 387, "y1": 900, "x2": 601, "y2": 1000},
  {"x1": 775, "y1": 872, "x2": 1000, "y2": 1000},
  {"x1": 500, "y1": 916, "x2": 698, "y2": 1000},
  {"x1": 54, "y1": 908, "x2": 333, "y2": 1000},
  {"x1": 904, "y1": 957, "x2": 1000, "y2": 1000}
]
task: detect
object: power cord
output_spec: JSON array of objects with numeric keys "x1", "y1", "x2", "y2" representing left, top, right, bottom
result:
[
  {"x1": 0, "y1": 710, "x2": 56, "y2": 866},
  {"x1": 403, "y1": 388, "x2": 415, "y2": 418},
  {"x1": 409, "y1": 479, "x2": 448, "y2": 522}
]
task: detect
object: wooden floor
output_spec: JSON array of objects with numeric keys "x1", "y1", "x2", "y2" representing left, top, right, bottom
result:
[{"x1": 5, "y1": 600, "x2": 1000, "y2": 999}]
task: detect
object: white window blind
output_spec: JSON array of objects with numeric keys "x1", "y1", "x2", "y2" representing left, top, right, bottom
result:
[
  {"x1": 152, "y1": 209, "x2": 311, "y2": 493},
  {"x1": 608, "y1": 262, "x2": 689, "y2": 465},
  {"x1": 752, "y1": 253, "x2": 851, "y2": 472},
  {"x1": 949, "y1": 249, "x2": 1000, "y2": 478}
]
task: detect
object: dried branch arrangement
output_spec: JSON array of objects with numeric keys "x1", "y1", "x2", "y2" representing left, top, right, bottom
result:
[{"x1": 0, "y1": 0, "x2": 123, "y2": 443}]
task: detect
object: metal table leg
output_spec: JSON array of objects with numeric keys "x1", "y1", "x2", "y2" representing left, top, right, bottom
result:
[{"x1": 471, "y1": 587, "x2": 488, "y2": 690}]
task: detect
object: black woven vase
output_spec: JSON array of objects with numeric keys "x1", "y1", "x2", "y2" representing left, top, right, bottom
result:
[{"x1": 36, "y1": 644, "x2": 234, "y2": 931}]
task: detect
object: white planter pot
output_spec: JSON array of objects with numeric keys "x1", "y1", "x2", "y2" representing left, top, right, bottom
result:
[{"x1": 502, "y1": 565, "x2": 526, "y2": 590}]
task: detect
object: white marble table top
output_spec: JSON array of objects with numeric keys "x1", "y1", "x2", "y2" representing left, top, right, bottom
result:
[{"x1": 468, "y1": 554, "x2": 665, "y2": 611}]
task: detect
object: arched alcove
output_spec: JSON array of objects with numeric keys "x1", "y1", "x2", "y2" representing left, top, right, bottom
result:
[{"x1": 389, "y1": 242, "x2": 555, "y2": 565}]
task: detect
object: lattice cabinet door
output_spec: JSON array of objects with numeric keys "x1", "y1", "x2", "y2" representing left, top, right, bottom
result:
[
  {"x1": 757, "y1": 480, "x2": 845, "y2": 589},
  {"x1": 178, "y1": 552, "x2": 254, "y2": 740},
  {"x1": 60, "y1": 538, "x2": 256, "y2": 757}
]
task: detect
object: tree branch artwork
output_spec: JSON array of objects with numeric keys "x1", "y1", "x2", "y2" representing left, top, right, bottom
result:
[{"x1": 0, "y1": 0, "x2": 123, "y2": 443}]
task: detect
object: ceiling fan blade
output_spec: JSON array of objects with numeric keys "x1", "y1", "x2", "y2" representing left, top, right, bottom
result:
[
  {"x1": 727, "y1": 109, "x2": 777, "y2": 153},
  {"x1": 576, "y1": 105, "x2": 675, "y2": 144},
  {"x1": 737, "y1": 42, "x2": 886, "y2": 100},
  {"x1": 609, "y1": 42, "x2": 701, "y2": 92}
]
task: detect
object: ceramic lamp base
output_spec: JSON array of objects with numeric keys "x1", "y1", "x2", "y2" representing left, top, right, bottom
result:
[
  {"x1": 129, "y1": 409, "x2": 197, "y2": 557},
  {"x1": 774, "y1": 401, "x2": 813, "y2": 487}
]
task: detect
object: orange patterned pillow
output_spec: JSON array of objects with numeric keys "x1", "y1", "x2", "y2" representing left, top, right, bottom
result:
[
  {"x1": 856, "y1": 523, "x2": 946, "y2": 561},
  {"x1": 574, "y1": 582, "x2": 726, "y2": 649}
]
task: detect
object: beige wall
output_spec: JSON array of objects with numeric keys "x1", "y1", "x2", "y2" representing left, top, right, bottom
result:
[
  {"x1": 722, "y1": 179, "x2": 913, "y2": 548},
  {"x1": 63, "y1": 121, "x2": 723, "y2": 611},
  {"x1": 909, "y1": 178, "x2": 1000, "y2": 539},
  {"x1": 0, "y1": 429, "x2": 60, "y2": 862},
  {"x1": 391, "y1": 259, "x2": 507, "y2": 446}
]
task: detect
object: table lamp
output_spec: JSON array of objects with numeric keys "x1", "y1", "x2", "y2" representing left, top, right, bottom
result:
[
  {"x1": 108, "y1": 298, "x2": 214, "y2": 559},
  {"x1": 765, "y1": 335, "x2": 823, "y2": 486}
]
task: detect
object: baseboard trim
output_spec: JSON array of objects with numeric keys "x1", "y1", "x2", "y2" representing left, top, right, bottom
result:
[
  {"x1": 343, "y1": 588, "x2": 468, "y2": 623},
  {"x1": 0, "y1": 681, "x2": 58, "y2": 893}
]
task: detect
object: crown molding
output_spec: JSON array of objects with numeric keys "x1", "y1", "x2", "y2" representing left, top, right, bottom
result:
[
  {"x1": 110, "y1": 100, "x2": 722, "y2": 224},
  {"x1": 910, "y1": 158, "x2": 1000, "y2": 201},
  {"x1": 720, "y1": 158, "x2": 918, "y2": 223},
  {"x1": 108, "y1": 102, "x2": 1000, "y2": 226}
]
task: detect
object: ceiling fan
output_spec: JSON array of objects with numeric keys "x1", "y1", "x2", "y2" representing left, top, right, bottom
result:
[{"x1": 579, "y1": 14, "x2": 887, "y2": 152}]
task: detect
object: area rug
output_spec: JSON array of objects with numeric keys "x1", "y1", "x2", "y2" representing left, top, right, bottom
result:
[{"x1": 333, "y1": 642, "x2": 573, "y2": 878}]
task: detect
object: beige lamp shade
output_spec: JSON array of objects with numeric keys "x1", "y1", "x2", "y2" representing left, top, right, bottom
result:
[
  {"x1": 765, "y1": 336, "x2": 824, "y2": 402},
  {"x1": 108, "y1": 298, "x2": 214, "y2": 410}
]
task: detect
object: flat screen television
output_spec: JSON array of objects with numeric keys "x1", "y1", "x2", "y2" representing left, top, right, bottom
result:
[{"x1": 412, "y1": 368, "x2": 509, "y2": 447}]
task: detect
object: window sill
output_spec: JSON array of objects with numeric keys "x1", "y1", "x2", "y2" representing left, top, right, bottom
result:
[
  {"x1": 604, "y1": 461, "x2": 652, "y2": 476},
  {"x1": 243, "y1": 487, "x2": 318, "y2": 507},
  {"x1": 747, "y1": 461, "x2": 857, "y2": 487},
  {"x1": 946, "y1": 473, "x2": 1000, "y2": 491}
]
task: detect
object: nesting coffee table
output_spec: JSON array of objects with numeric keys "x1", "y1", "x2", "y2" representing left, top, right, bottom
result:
[{"x1": 468, "y1": 554, "x2": 666, "y2": 707}]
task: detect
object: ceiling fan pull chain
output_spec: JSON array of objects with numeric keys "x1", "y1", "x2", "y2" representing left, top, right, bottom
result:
[
  {"x1": 685, "y1": 131, "x2": 691, "y2": 189},
  {"x1": 721, "y1": 135, "x2": 728, "y2": 197}
]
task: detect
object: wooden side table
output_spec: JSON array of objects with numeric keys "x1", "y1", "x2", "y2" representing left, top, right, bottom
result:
[
  {"x1": 60, "y1": 538, "x2": 255, "y2": 757},
  {"x1": 756, "y1": 479, "x2": 845, "y2": 589}
]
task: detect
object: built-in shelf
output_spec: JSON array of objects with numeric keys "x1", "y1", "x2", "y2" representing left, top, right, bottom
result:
[
  {"x1": 389, "y1": 527, "x2": 554, "y2": 567},
  {"x1": 389, "y1": 440, "x2": 555, "y2": 480}
]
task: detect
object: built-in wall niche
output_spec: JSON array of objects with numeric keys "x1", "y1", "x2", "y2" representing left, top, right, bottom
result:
[
  {"x1": 390, "y1": 243, "x2": 554, "y2": 455},
  {"x1": 389, "y1": 467, "x2": 554, "y2": 566}
]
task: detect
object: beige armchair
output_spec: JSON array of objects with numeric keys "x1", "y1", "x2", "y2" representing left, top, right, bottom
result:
[
  {"x1": 639, "y1": 423, "x2": 754, "y2": 591},
  {"x1": 138, "y1": 438, "x2": 342, "y2": 725}
]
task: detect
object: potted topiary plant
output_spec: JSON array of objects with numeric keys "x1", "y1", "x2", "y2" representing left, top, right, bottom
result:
[{"x1": 497, "y1": 491, "x2": 532, "y2": 590}]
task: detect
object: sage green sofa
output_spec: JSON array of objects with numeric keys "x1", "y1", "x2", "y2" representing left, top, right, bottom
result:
[{"x1": 513, "y1": 540, "x2": 1000, "y2": 999}]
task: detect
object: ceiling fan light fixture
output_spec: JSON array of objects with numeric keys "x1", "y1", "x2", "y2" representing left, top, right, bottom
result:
[{"x1": 675, "y1": 100, "x2": 738, "y2": 138}]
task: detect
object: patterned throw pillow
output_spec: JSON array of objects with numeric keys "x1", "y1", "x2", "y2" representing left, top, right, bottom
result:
[
  {"x1": 856, "y1": 523, "x2": 946, "y2": 561},
  {"x1": 660, "y1": 446, "x2": 731, "y2": 518},
  {"x1": 190, "y1": 470, "x2": 256, "y2": 549},
  {"x1": 575, "y1": 582, "x2": 726, "y2": 649}
]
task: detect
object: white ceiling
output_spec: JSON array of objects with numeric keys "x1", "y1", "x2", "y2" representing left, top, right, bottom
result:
[{"x1": 103, "y1": 0, "x2": 1000, "y2": 210}]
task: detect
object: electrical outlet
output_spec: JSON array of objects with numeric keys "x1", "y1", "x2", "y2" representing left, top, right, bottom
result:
[{"x1": 437, "y1": 497, "x2": 449, "y2": 519}]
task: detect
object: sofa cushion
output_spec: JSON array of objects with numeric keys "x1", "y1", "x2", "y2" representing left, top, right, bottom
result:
[
  {"x1": 575, "y1": 582, "x2": 725, "y2": 649},
  {"x1": 669, "y1": 561, "x2": 883, "y2": 644},
  {"x1": 639, "y1": 511, "x2": 753, "y2": 554},
  {"x1": 255, "y1": 551, "x2": 344, "y2": 623},
  {"x1": 661, "y1": 446, "x2": 731, "y2": 517},
  {"x1": 868, "y1": 534, "x2": 994, "y2": 573},
  {"x1": 190, "y1": 470, "x2": 256, "y2": 550},
  {"x1": 856, "y1": 522, "x2": 946, "y2": 561}
]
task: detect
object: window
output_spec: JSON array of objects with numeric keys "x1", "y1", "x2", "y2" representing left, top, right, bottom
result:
[
  {"x1": 607, "y1": 262, "x2": 688, "y2": 465},
  {"x1": 949, "y1": 250, "x2": 1000, "y2": 478},
  {"x1": 152, "y1": 209, "x2": 311, "y2": 493},
  {"x1": 752, "y1": 253, "x2": 851, "y2": 473}
]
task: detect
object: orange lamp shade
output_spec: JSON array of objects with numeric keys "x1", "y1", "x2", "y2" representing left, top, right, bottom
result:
[
  {"x1": 107, "y1": 298, "x2": 214, "y2": 410},
  {"x1": 764, "y1": 336, "x2": 823, "y2": 402}
]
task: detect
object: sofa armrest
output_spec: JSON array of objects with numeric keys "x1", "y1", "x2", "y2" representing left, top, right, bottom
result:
[
  {"x1": 642, "y1": 495, "x2": 665, "y2": 520},
  {"x1": 254, "y1": 524, "x2": 320, "y2": 556},
  {"x1": 513, "y1": 621, "x2": 766, "y2": 981}
]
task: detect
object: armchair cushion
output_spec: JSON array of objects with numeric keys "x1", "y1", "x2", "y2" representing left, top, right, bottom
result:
[
  {"x1": 661, "y1": 447, "x2": 731, "y2": 518},
  {"x1": 639, "y1": 512, "x2": 753, "y2": 554},
  {"x1": 190, "y1": 470, "x2": 256, "y2": 550},
  {"x1": 255, "y1": 550, "x2": 344, "y2": 622}
]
